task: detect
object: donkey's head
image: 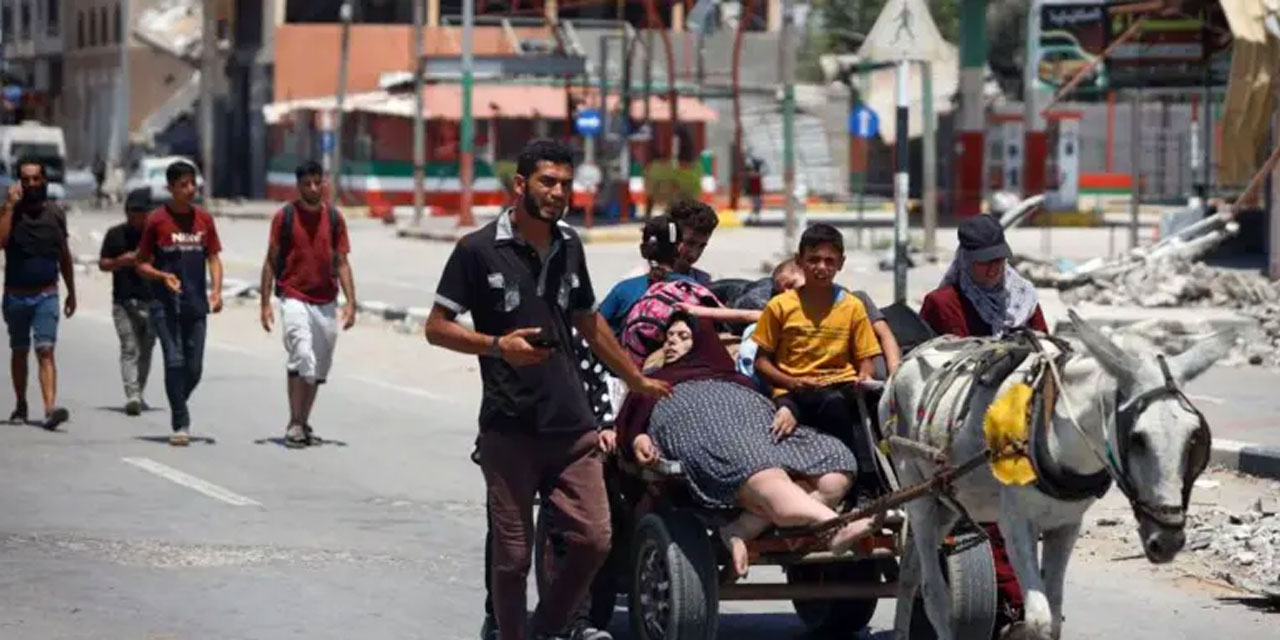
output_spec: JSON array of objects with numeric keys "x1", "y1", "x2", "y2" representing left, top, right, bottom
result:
[{"x1": 1068, "y1": 310, "x2": 1233, "y2": 564}]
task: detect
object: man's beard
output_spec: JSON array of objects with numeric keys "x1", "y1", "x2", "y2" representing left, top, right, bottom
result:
[{"x1": 523, "y1": 190, "x2": 562, "y2": 224}]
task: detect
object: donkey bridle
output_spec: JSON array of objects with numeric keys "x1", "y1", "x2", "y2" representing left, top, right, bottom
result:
[{"x1": 1110, "y1": 354, "x2": 1212, "y2": 529}]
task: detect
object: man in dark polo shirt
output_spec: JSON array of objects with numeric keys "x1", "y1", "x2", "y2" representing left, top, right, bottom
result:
[
  {"x1": 425, "y1": 139, "x2": 669, "y2": 640},
  {"x1": 99, "y1": 188, "x2": 157, "y2": 416},
  {"x1": 0, "y1": 157, "x2": 76, "y2": 430}
]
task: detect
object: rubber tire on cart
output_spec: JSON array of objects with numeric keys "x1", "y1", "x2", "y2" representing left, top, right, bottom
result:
[
  {"x1": 785, "y1": 560, "x2": 881, "y2": 638},
  {"x1": 907, "y1": 537, "x2": 999, "y2": 640},
  {"x1": 534, "y1": 503, "x2": 617, "y2": 629},
  {"x1": 628, "y1": 511, "x2": 719, "y2": 640}
]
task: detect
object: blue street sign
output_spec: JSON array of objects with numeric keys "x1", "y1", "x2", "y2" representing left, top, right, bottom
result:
[
  {"x1": 849, "y1": 105, "x2": 879, "y2": 138},
  {"x1": 575, "y1": 109, "x2": 602, "y2": 137},
  {"x1": 320, "y1": 131, "x2": 335, "y2": 153}
]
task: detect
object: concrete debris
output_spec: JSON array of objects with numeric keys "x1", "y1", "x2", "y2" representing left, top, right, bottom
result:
[
  {"x1": 1188, "y1": 501, "x2": 1280, "y2": 597},
  {"x1": 1021, "y1": 252, "x2": 1280, "y2": 367}
]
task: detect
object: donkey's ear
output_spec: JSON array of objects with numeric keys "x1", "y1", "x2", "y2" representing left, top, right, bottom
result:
[
  {"x1": 1068, "y1": 309, "x2": 1140, "y2": 384},
  {"x1": 1168, "y1": 330, "x2": 1235, "y2": 384}
]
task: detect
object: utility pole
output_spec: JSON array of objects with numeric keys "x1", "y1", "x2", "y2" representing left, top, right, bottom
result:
[
  {"x1": 1130, "y1": 91, "x2": 1141, "y2": 249},
  {"x1": 921, "y1": 60, "x2": 937, "y2": 261},
  {"x1": 893, "y1": 59, "x2": 910, "y2": 304},
  {"x1": 331, "y1": 1, "x2": 353, "y2": 200},
  {"x1": 200, "y1": 0, "x2": 216, "y2": 205},
  {"x1": 619, "y1": 28, "x2": 632, "y2": 222},
  {"x1": 114, "y1": 0, "x2": 132, "y2": 171},
  {"x1": 781, "y1": 0, "x2": 797, "y2": 254},
  {"x1": 412, "y1": 0, "x2": 425, "y2": 226},
  {"x1": 459, "y1": 0, "x2": 476, "y2": 227}
]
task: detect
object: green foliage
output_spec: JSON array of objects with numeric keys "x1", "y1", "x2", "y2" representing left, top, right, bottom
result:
[{"x1": 643, "y1": 163, "x2": 702, "y2": 206}]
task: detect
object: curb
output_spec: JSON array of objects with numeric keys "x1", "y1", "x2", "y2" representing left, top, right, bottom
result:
[
  {"x1": 396, "y1": 222, "x2": 645, "y2": 245},
  {"x1": 1212, "y1": 439, "x2": 1280, "y2": 481}
]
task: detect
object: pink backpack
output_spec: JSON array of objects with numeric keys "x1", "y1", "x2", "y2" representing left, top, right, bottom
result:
[{"x1": 621, "y1": 279, "x2": 720, "y2": 364}]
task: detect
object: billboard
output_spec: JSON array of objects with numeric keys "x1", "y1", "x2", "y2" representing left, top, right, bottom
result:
[{"x1": 1036, "y1": 2, "x2": 1233, "y2": 92}]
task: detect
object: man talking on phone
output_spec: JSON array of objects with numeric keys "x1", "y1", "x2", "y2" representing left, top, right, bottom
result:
[
  {"x1": 0, "y1": 158, "x2": 75, "y2": 430},
  {"x1": 425, "y1": 140, "x2": 669, "y2": 640}
]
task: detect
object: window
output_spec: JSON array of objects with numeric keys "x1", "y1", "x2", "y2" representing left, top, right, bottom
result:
[
  {"x1": 99, "y1": 7, "x2": 108, "y2": 45},
  {"x1": 1, "y1": 7, "x2": 11, "y2": 41},
  {"x1": 77, "y1": 10, "x2": 84, "y2": 48},
  {"x1": 46, "y1": 0, "x2": 59, "y2": 36},
  {"x1": 114, "y1": 3, "x2": 121, "y2": 43},
  {"x1": 20, "y1": 1, "x2": 31, "y2": 40},
  {"x1": 88, "y1": 8, "x2": 95, "y2": 47}
]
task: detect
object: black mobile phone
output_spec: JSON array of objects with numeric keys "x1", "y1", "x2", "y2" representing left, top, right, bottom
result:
[{"x1": 527, "y1": 335, "x2": 560, "y2": 349}]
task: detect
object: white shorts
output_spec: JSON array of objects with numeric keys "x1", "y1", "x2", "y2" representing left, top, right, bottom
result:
[{"x1": 281, "y1": 297, "x2": 339, "y2": 384}]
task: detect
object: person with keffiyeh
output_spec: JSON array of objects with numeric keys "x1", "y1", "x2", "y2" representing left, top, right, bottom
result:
[{"x1": 917, "y1": 213, "x2": 1047, "y2": 639}]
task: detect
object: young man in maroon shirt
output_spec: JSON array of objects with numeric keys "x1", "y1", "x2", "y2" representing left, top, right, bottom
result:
[
  {"x1": 259, "y1": 161, "x2": 357, "y2": 448},
  {"x1": 135, "y1": 161, "x2": 223, "y2": 447}
]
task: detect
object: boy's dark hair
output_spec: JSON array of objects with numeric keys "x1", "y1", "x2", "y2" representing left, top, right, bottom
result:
[
  {"x1": 295, "y1": 160, "x2": 324, "y2": 181},
  {"x1": 798, "y1": 224, "x2": 845, "y2": 255},
  {"x1": 166, "y1": 160, "x2": 198, "y2": 185},
  {"x1": 640, "y1": 214, "x2": 682, "y2": 266},
  {"x1": 668, "y1": 199, "x2": 719, "y2": 235},
  {"x1": 15, "y1": 156, "x2": 45, "y2": 178},
  {"x1": 516, "y1": 139, "x2": 574, "y2": 178},
  {"x1": 666, "y1": 310, "x2": 695, "y2": 333}
]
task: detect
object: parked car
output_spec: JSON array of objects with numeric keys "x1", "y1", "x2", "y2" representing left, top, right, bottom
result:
[{"x1": 122, "y1": 155, "x2": 204, "y2": 203}]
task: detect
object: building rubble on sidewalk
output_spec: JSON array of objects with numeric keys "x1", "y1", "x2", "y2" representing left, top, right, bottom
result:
[
  {"x1": 1010, "y1": 210, "x2": 1280, "y2": 368},
  {"x1": 1187, "y1": 497, "x2": 1280, "y2": 602}
]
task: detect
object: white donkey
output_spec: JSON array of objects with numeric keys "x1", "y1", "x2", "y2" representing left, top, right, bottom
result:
[{"x1": 883, "y1": 310, "x2": 1232, "y2": 640}]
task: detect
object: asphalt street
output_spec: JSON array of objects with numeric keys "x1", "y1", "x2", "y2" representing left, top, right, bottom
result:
[{"x1": 0, "y1": 206, "x2": 1269, "y2": 638}]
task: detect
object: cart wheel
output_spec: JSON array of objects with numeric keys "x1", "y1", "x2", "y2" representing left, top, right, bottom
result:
[
  {"x1": 908, "y1": 538, "x2": 998, "y2": 640},
  {"x1": 628, "y1": 511, "x2": 719, "y2": 640},
  {"x1": 786, "y1": 561, "x2": 880, "y2": 638}
]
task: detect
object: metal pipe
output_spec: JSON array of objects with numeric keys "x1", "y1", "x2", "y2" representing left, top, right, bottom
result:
[
  {"x1": 781, "y1": 0, "x2": 796, "y2": 254},
  {"x1": 412, "y1": 0, "x2": 426, "y2": 226},
  {"x1": 331, "y1": 1, "x2": 353, "y2": 201},
  {"x1": 730, "y1": 0, "x2": 756, "y2": 212},
  {"x1": 893, "y1": 59, "x2": 909, "y2": 304},
  {"x1": 1130, "y1": 91, "x2": 1141, "y2": 249},
  {"x1": 200, "y1": 0, "x2": 216, "y2": 204},
  {"x1": 720, "y1": 581, "x2": 899, "y2": 601},
  {"x1": 921, "y1": 60, "x2": 937, "y2": 261},
  {"x1": 459, "y1": 0, "x2": 475, "y2": 227}
]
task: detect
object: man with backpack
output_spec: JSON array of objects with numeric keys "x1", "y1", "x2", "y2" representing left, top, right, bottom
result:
[{"x1": 259, "y1": 161, "x2": 357, "y2": 448}]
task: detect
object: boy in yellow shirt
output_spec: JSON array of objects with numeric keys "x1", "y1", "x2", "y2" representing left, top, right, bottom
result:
[{"x1": 753, "y1": 224, "x2": 884, "y2": 491}]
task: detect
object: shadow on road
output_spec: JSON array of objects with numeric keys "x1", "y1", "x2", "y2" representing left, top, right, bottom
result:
[
  {"x1": 604, "y1": 608, "x2": 894, "y2": 639},
  {"x1": 95, "y1": 405, "x2": 165, "y2": 415},
  {"x1": 253, "y1": 437, "x2": 349, "y2": 448},
  {"x1": 132, "y1": 435, "x2": 218, "y2": 445}
]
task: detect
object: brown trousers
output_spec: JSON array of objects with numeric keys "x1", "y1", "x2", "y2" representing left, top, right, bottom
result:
[{"x1": 480, "y1": 429, "x2": 611, "y2": 640}]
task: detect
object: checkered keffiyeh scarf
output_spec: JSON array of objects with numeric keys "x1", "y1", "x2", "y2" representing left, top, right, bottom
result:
[{"x1": 941, "y1": 249, "x2": 1038, "y2": 337}]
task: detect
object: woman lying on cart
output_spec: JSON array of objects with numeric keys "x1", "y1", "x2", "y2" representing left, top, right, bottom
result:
[{"x1": 613, "y1": 313, "x2": 877, "y2": 578}]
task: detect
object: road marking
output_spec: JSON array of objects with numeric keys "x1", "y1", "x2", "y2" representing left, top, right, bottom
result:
[
  {"x1": 122, "y1": 457, "x2": 262, "y2": 507},
  {"x1": 346, "y1": 374, "x2": 448, "y2": 401}
]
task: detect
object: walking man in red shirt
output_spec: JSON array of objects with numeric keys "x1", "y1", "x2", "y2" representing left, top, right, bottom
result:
[
  {"x1": 259, "y1": 161, "x2": 356, "y2": 448},
  {"x1": 136, "y1": 160, "x2": 223, "y2": 446}
]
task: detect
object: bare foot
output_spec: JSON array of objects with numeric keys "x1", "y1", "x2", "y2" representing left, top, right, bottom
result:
[
  {"x1": 720, "y1": 530, "x2": 750, "y2": 578},
  {"x1": 828, "y1": 516, "x2": 876, "y2": 556}
]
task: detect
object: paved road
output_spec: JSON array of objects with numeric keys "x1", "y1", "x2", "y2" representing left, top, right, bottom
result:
[{"x1": 0, "y1": 272, "x2": 1274, "y2": 638}]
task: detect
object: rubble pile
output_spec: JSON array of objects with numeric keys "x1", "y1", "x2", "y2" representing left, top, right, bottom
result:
[
  {"x1": 1045, "y1": 257, "x2": 1280, "y2": 366},
  {"x1": 1188, "y1": 498, "x2": 1280, "y2": 597}
]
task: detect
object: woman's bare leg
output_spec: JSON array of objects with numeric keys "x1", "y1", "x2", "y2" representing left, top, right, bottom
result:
[
  {"x1": 720, "y1": 512, "x2": 770, "y2": 578},
  {"x1": 740, "y1": 468, "x2": 874, "y2": 556}
]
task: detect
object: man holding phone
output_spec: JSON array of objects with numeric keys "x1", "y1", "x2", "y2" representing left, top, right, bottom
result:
[
  {"x1": 425, "y1": 139, "x2": 668, "y2": 640},
  {"x1": 0, "y1": 158, "x2": 76, "y2": 430}
]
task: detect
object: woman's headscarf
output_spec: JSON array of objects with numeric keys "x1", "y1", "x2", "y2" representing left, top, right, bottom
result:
[
  {"x1": 941, "y1": 248, "x2": 1039, "y2": 337},
  {"x1": 614, "y1": 317, "x2": 756, "y2": 449}
]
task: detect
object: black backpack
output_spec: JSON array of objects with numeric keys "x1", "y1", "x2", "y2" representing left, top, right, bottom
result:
[{"x1": 274, "y1": 202, "x2": 341, "y2": 297}]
